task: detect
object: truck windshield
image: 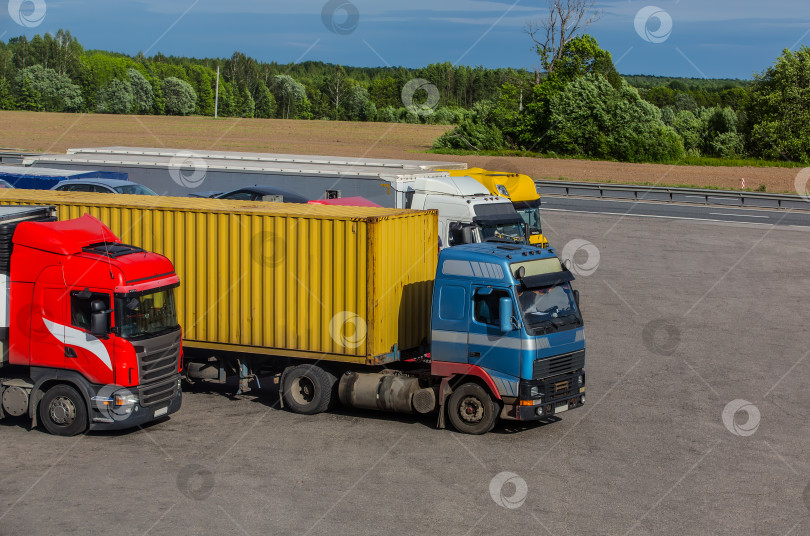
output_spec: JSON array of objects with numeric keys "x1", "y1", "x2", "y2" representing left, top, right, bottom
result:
[
  {"x1": 115, "y1": 286, "x2": 179, "y2": 340},
  {"x1": 516, "y1": 282, "x2": 581, "y2": 333},
  {"x1": 514, "y1": 200, "x2": 542, "y2": 236},
  {"x1": 473, "y1": 203, "x2": 527, "y2": 243},
  {"x1": 477, "y1": 221, "x2": 526, "y2": 243}
]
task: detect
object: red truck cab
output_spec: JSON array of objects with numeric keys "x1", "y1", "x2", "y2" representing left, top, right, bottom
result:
[{"x1": 0, "y1": 207, "x2": 182, "y2": 435}]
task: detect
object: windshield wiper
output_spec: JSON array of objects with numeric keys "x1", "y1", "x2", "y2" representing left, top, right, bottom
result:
[
  {"x1": 528, "y1": 314, "x2": 580, "y2": 334},
  {"x1": 558, "y1": 314, "x2": 582, "y2": 326}
]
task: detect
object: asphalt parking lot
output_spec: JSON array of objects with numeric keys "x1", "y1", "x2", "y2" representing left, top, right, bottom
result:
[{"x1": 1, "y1": 207, "x2": 809, "y2": 535}]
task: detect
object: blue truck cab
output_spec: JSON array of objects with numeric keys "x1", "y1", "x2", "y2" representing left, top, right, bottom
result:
[{"x1": 429, "y1": 242, "x2": 586, "y2": 433}]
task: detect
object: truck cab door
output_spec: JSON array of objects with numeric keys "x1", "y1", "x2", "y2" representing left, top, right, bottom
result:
[
  {"x1": 30, "y1": 286, "x2": 69, "y2": 370},
  {"x1": 40, "y1": 288, "x2": 115, "y2": 385},
  {"x1": 468, "y1": 287, "x2": 522, "y2": 379},
  {"x1": 430, "y1": 281, "x2": 470, "y2": 363}
]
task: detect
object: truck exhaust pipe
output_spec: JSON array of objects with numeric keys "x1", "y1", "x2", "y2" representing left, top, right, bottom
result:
[{"x1": 338, "y1": 371, "x2": 437, "y2": 415}]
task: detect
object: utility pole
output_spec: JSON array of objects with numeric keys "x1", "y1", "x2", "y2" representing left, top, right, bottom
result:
[{"x1": 214, "y1": 65, "x2": 220, "y2": 119}]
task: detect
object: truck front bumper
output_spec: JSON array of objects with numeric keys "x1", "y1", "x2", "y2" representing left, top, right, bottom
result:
[
  {"x1": 502, "y1": 371, "x2": 585, "y2": 421},
  {"x1": 88, "y1": 378, "x2": 182, "y2": 431},
  {"x1": 509, "y1": 392, "x2": 585, "y2": 421}
]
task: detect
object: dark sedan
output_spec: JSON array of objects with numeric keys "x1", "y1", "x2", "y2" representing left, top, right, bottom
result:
[{"x1": 190, "y1": 185, "x2": 309, "y2": 203}]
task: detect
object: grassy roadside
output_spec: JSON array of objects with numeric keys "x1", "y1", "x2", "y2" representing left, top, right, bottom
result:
[
  {"x1": 428, "y1": 148, "x2": 806, "y2": 170},
  {"x1": 534, "y1": 175, "x2": 788, "y2": 193}
]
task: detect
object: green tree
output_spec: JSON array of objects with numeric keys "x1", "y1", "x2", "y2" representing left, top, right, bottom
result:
[
  {"x1": 79, "y1": 53, "x2": 133, "y2": 110},
  {"x1": 544, "y1": 74, "x2": 685, "y2": 162},
  {"x1": 513, "y1": 75, "x2": 567, "y2": 148},
  {"x1": 162, "y1": 77, "x2": 197, "y2": 115},
  {"x1": 127, "y1": 68, "x2": 153, "y2": 113},
  {"x1": 344, "y1": 85, "x2": 376, "y2": 121},
  {"x1": 18, "y1": 65, "x2": 82, "y2": 111},
  {"x1": 747, "y1": 46, "x2": 810, "y2": 161},
  {"x1": 15, "y1": 75, "x2": 42, "y2": 111},
  {"x1": 670, "y1": 110, "x2": 704, "y2": 153},
  {"x1": 701, "y1": 106, "x2": 743, "y2": 157},
  {"x1": 526, "y1": 0, "x2": 600, "y2": 77},
  {"x1": 323, "y1": 65, "x2": 349, "y2": 119},
  {"x1": 0, "y1": 78, "x2": 13, "y2": 110},
  {"x1": 377, "y1": 106, "x2": 397, "y2": 122},
  {"x1": 150, "y1": 75, "x2": 166, "y2": 115},
  {"x1": 236, "y1": 85, "x2": 255, "y2": 118},
  {"x1": 433, "y1": 121, "x2": 505, "y2": 151},
  {"x1": 254, "y1": 80, "x2": 276, "y2": 118},
  {"x1": 97, "y1": 78, "x2": 133, "y2": 114},
  {"x1": 217, "y1": 80, "x2": 234, "y2": 117},
  {"x1": 271, "y1": 74, "x2": 306, "y2": 119},
  {"x1": 672, "y1": 92, "x2": 698, "y2": 113},
  {"x1": 187, "y1": 65, "x2": 214, "y2": 116},
  {"x1": 0, "y1": 47, "x2": 14, "y2": 83},
  {"x1": 553, "y1": 35, "x2": 621, "y2": 87},
  {"x1": 368, "y1": 76, "x2": 400, "y2": 109},
  {"x1": 306, "y1": 84, "x2": 330, "y2": 119},
  {"x1": 52, "y1": 29, "x2": 84, "y2": 78}
]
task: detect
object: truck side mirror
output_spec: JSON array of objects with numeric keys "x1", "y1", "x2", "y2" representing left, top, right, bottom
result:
[
  {"x1": 461, "y1": 225, "x2": 474, "y2": 244},
  {"x1": 499, "y1": 297, "x2": 513, "y2": 334},
  {"x1": 90, "y1": 299, "x2": 110, "y2": 337},
  {"x1": 573, "y1": 289, "x2": 580, "y2": 307},
  {"x1": 75, "y1": 287, "x2": 92, "y2": 300}
]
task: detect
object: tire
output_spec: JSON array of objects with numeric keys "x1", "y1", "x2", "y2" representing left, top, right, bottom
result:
[
  {"x1": 282, "y1": 365, "x2": 338, "y2": 415},
  {"x1": 38, "y1": 385, "x2": 88, "y2": 436},
  {"x1": 446, "y1": 382, "x2": 498, "y2": 435}
]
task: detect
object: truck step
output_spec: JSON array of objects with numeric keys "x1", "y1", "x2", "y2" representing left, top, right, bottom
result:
[{"x1": 1, "y1": 378, "x2": 33, "y2": 389}]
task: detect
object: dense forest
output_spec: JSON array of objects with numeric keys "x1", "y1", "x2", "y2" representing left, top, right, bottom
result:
[
  {"x1": 0, "y1": 30, "x2": 808, "y2": 164},
  {"x1": 0, "y1": 30, "x2": 523, "y2": 123}
]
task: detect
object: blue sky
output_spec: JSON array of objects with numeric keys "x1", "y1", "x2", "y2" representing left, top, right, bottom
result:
[{"x1": 2, "y1": 0, "x2": 809, "y2": 78}]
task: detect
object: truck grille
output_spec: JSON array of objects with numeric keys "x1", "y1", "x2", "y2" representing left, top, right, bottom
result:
[
  {"x1": 136, "y1": 331, "x2": 181, "y2": 407},
  {"x1": 543, "y1": 372, "x2": 580, "y2": 400},
  {"x1": 139, "y1": 346, "x2": 179, "y2": 384},
  {"x1": 533, "y1": 350, "x2": 585, "y2": 380},
  {"x1": 139, "y1": 376, "x2": 178, "y2": 407}
]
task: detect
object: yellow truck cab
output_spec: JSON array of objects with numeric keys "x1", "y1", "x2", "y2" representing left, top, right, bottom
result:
[{"x1": 443, "y1": 168, "x2": 549, "y2": 248}]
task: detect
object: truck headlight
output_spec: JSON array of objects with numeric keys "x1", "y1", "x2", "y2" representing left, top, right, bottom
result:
[
  {"x1": 578, "y1": 374, "x2": 585, "y2": 386},
  {"x1": 114, "y1": 391, "x2": 139, "y2": 407},
  {"x1": 529, "y1": 385, "x2": 541, "y2": 398}
]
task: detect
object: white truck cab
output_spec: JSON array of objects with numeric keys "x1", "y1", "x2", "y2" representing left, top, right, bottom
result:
[{"x1": 400, "y1": 175, "x2": 527, "y2": 248}]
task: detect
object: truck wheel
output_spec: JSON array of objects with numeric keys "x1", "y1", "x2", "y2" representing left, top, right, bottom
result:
[
  {"x1": 447, "y1": 382, "x2": 498, "y2": 435},
  {"x1": 38, "y1": 385, "x2": 88, "y2": 436},
  {"x1": 282, "y1": 365, "x2": 338, "y2": 415}
]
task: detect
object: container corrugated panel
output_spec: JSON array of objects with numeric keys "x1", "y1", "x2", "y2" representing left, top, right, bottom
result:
[{"x1": 0, "y1": 190, "x2": 438, "y2": 365}]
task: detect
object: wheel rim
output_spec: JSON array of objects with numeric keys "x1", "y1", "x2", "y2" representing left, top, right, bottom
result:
[
  {"x1": 458, "y1": 395, "x2": 484, "y2": 424},
  {"x1": 49, "y1": 396, "x2": 77, "y2": 426},
  {"x1": 290, "y1": 376, "x2": 316, "y2": 406}
]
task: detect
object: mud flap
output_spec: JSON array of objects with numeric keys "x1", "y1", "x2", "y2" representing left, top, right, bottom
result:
[{"x1": 436, "y1": 378, "x2": 452, "y2": 430}]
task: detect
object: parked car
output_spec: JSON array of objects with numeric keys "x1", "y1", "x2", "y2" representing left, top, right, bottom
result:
[
  {"x1": 50, "y1": 179, "x2": 157, "y2": 195},
  {"x1": 190, "y1": 185, "x2": 308, "y2": 203}
]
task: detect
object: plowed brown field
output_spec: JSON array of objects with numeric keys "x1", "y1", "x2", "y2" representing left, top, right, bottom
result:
[{"x1": 0, "y1": 110, "x2": 799, "y2": 193}]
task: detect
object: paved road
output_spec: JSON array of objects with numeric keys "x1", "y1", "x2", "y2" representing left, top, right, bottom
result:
[
  {"x1": 0, "y1": 208, "x2": 808, "y2": 535},
  {"x1": 541, "y1": 195, "x2": 810, "y2": 228}
]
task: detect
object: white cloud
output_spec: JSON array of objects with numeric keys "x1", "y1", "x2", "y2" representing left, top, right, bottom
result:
[
  {"x1": 601, "y1": 0, "x2": 810, "y2": 24},
  {"x1": 125, "y1": 0, "x2": 540, "y2": 16}
]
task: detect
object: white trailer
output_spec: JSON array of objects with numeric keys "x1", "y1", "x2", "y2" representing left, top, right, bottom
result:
[{"x1": 25, "y1": 148, "x2": 528, "y2": 247}]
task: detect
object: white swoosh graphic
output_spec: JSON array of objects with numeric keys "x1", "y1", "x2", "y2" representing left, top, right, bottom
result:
[{"x1": 43, "y1": 318, "x2": 112, "y2": 370}]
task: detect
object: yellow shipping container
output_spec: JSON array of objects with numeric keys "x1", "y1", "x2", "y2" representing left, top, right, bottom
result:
[{"x1": 0, "y1": 190, "x2": 438, "y2": 365}]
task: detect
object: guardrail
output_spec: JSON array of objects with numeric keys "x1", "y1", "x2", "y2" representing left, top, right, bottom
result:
[
  {"x1": 535, "y1": 180, "x2": 810, "y2": 211},
  {"x1": 0, "y1": 150, "x2": 43, "y2": 164}
]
